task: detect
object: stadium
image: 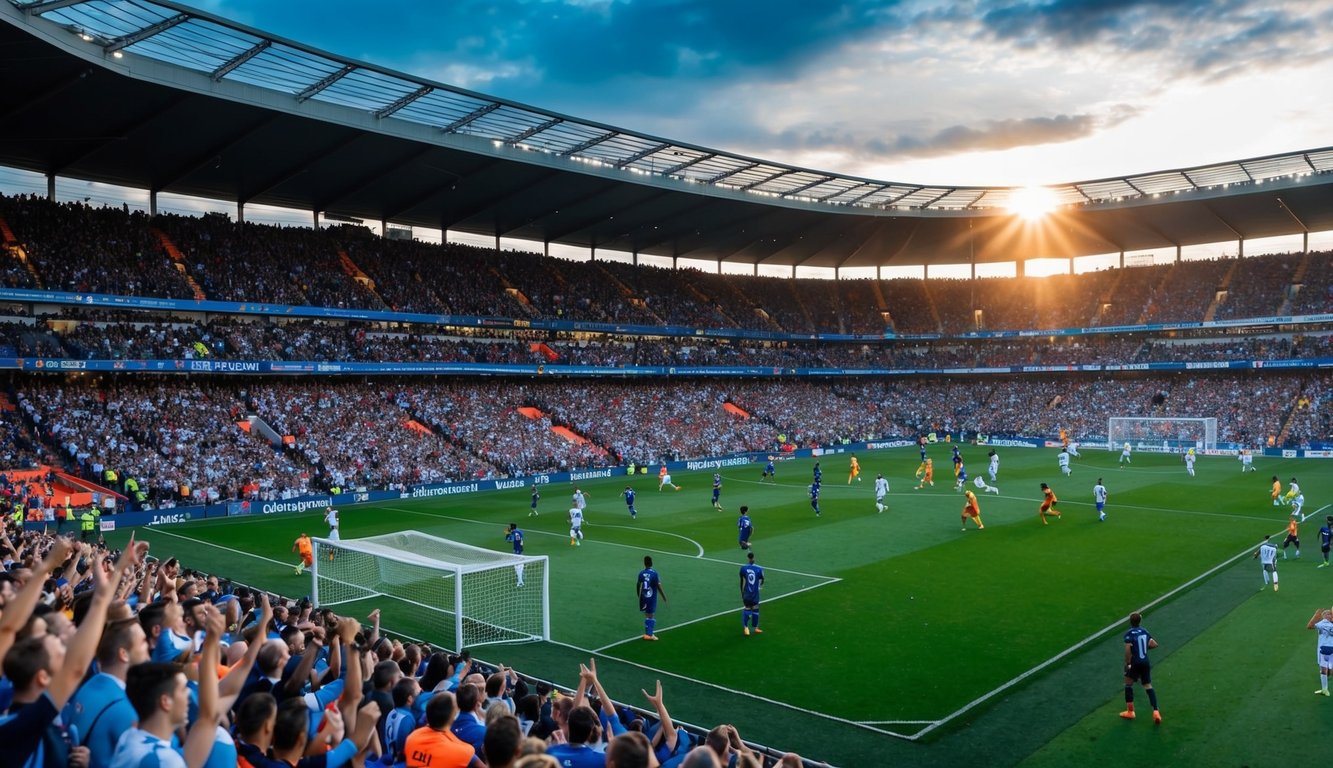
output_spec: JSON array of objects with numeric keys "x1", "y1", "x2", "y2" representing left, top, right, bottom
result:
[{"x1": 0, "y1": 1, "x2": 1331, "y2": 767}]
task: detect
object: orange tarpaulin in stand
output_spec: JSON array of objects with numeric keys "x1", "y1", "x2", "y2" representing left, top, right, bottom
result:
[
  {"x1": 551, "y1": 426, "x2": 588, "y2": 444},
  {"x1": 402, "y1": 420, "x2": 432, "y2": 435},
  {"x1": 517, "y1": 407, "x2": 545, "y2": 420},
  {"x1": 236, "y1": 421, "x2": 251, "y2": 433},
  {"x1": 723, "y1": 403, "x2": 750, "y2": 418}
]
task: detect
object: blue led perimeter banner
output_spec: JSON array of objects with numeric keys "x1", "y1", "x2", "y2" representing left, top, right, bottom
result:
[
  {"x1": 3, "y1": 287, "x2": 1332, "y2": 343},
  {"x1": 3, "y1": 356, "x2": 1331, "y2": 376}
]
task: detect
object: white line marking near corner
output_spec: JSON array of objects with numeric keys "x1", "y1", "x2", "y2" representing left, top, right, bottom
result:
[{"x1": 911, "y1": 529, "x2": 1288, "y2": 741}]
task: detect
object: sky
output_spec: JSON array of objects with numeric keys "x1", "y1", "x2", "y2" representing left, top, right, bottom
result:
[{"x1": 185, "y1": 0, "x2": 1333, "y2": 188}]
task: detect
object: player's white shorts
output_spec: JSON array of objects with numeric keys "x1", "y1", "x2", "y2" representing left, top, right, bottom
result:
[
  {"x1": 876, "y1": 494, "x2": 886, "y2": 504},
  {"x1": 327, "y1": 529, "x2": 340, "y2": 542},
  {"x1": 660, "y1": 474, "x2": 673, "y2": 486}
]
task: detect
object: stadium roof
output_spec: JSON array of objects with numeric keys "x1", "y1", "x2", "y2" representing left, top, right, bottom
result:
[{"x1": 4, "y1": 0, "x2": 1333, "y2": 269}]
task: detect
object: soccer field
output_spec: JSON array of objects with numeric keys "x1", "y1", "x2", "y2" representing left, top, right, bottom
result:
[{"x1": 108, "y1": 445, "x2": 1333, "y2": 766}]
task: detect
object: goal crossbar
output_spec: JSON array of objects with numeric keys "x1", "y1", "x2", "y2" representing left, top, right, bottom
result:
[{"x1": 1107, "y1": 416, "x2": 1218, "y2": 452}]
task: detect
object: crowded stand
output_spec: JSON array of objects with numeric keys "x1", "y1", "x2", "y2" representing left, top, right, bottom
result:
[
  {"x1": 244, "y1": 382, "x2": 500, "y2": 489},
  {"x1": 1, "y1": 373, "x2": 1328, "y2": 509},
  {"x1": 1213, "y1": 253, "x2": 1301, "y2": 319},
  {"x1": 18, "y1": 379, "x2": 313, "y2": 507},
  {"x1": 2, "y1": 194, "x2": 1333, "y2": 334}
]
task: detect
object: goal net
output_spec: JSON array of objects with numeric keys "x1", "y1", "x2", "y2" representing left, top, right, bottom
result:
[
  {"x1": 1106, "y1": 416, "x2": 1217, "y2": 453},
  {"x1": 311, "y1": 530, "x2": 548, "y2": 648}
]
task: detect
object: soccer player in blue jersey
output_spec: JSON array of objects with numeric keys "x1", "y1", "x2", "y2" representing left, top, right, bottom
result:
[
  {"x1": 529, "y1": 484, "x2": 540, "y2": 517},
  {"x1": 711, "y1": 473, "x2": 723, "y2": 511},
  {"x1": 506, "y1": 523, "x2": 526, "y2": 587},
  {"x1": 1319, "y1": 515, "x2": 1332, "y2": 568},
  {"x1": 637, "y1": 556, "x2": 666, "y2": 641},
  {"x1": 739, "y1": 551, "x2": 765, "y2": 636},
  {"x1": 954, "y1": 463, "x2": 967, "y2": 491},
  {"x1": 813, "y1": 462, "x2": 822, "y2": 484},
  {"x1": 623, "y1": 486, "x2": 637, "y2": 519},
  {"x1": 1120, "y1": 612, "x2": 1162, "y2": 724},
  {"x1": 761, "y1": 456, "x2": 776, "y2": 483},
  {"x1": 809, "y1": 481, "x2": 822, "y2": 517},
  {"x1": 737, "y1": 505, "x2": 753, "y2": 550},
  {"x1": 919, "y1": 436, "x2": 929, "y2": 462}
]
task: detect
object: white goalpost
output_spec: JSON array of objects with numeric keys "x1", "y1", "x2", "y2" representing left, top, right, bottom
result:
[
  {"x1": 1106, "y1": 416, "x2": 1218, "y2": 453},
  {"x1": 311, "y1": 530, "x2": 549, "y2": 648}
]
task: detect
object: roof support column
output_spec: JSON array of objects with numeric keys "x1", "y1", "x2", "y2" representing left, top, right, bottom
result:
[
  {"x1": 236, "y1": 201, "x2": 244, "y2": 224},
  {"x1": 1176, "y1": 245, "x2": 1181, "y2": 263},
  {"x1": 1237, "y1": 239, "x2": 1243, "y2": 258},
  {"x1": 46, "y1": 174, "x2": 55, "y2": 201},
  {"x1": 495, "y1": 233, "x2": 501, "y2": 252},
  {"x1": 590, "y1": 245, "x2": 596, "y2": 261},
  {"x1": 380, "y1": 217, "x2": 388, "y2": 237},
  {"x1": 545, "y1": 242, "x2": 550, "y2": 258},
  {"x1": 1016, "y1": 259, "x2": 1025, "y2": 278},
  {"x1": 1069, "y1": 255, "x2": 1075, "y2": 275},
  {"x1": 149, "y1": 190, "x2": 158, "y2": 217},
  {"x1": 313, "y1": 210, "x2": 320, "y2": 229},
  {"x1": 632, "y1": 250, "x2": 637, "y2": 266},
  {"x1": 1303, "y1": 231, "x2": 1309, "y2": 253},
  {"x1": 1119, "y1": 251, "x2": 1125, "y2": 269}
]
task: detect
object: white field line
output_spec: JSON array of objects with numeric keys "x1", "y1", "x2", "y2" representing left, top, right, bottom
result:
[
  {"x1": 592, "y1": 577, "x2": 840, "y2": 654},
  {"x1": 910, "y1": 527, "x2": 1290, "y2": 741},
  {"x1": 379, "y1": 506, "x2": 835, "y2": 580}
]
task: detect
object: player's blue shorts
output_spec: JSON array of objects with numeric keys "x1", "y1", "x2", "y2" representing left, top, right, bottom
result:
[
  {"x1": 712, "y1": 490, "x2": 720, "y2": 502},
  {"x1": 739, "y1": 532, "x2": 751, "y2": 545},
  {"x1": 1096, "y1": 502, "x2": 1105, "y2": 513},
  {"x1": 1125, "y1": 660, "x2": 1151, "y2": 684},
  {"x1": 640, "y1": 597, "x2": 658, "y2": 614},
  {"x1": 742, "y1": 593, "x2": 760, "y2": 609}
]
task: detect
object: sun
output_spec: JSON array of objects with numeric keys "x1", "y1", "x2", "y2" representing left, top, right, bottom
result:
[{"x1": 1007, "y1": 186, "x2": 1058, "y2": 221}]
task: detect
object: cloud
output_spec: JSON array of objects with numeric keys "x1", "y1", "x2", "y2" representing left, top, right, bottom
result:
[
  {"x1": 973, "y1": 0, "x2": 1333, "y2": 79},
  {"x1": 765, "y1": 105, "x2": 1140, "y2": 164}
]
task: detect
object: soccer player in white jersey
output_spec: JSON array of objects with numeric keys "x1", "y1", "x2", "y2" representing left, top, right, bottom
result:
[
  {"x1": 1093, "y1": 478, "x2": 1108, "y2": 521},
  {"x1": 987, "y1": 449, "x2": 999, "y2": 483},
  {"x1": 874, "y1": 473, "x2": 889, "y2": 513},
  {"x1": 324, "y1": 507, "x2": 340, "y2": 542},
  {"x1": 1240, "y1": 449, "x2": 1256, "y2": 472},
  {"x1": 1254, "y1": 534, "x2": 1279, "y2": 591},
  {"x1": 1184, "y1": 448, "x2": 1196, "y2": 477},
  {"x1": 1308, "y1": 607, "x2": 1333, "y2": 697},
  {"x1": 572, "y1": 487, "x2": 589, "y2": 510},
  {"x1": 568, "y1": 506, "x2": 585, "y2": 546},
  {"x1": 1120, "y1": 442, "x2": 1132, "y2": 466},
  {"x1": 1066, "y1": 440, "x2": 1080, "y2": 457},
  {"x1": 1058, "y1": 448, "x2": 1072, "y2": 477},
  {"x1": 973, "y1": 474, "x2": 999, "y2": 495}
]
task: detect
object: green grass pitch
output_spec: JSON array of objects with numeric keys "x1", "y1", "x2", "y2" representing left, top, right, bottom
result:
[{"x1": 107, "y1": 446, "x2": 1333, "y2": 766}]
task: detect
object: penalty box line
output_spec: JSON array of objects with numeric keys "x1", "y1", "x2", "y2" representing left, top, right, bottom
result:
[
  {"x1": 911, "y1": 527, "x2": 1290, "y2": 741},
  {"x1": 548, "y1": 635, "x2": 918, "y2": 742},
  {"x1": 380, "y1": 505, "x2": 837, "y2": 581}
]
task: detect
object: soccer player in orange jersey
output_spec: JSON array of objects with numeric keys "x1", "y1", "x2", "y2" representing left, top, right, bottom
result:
[
  {"x1": 961, "y1": 489, "x2": 985, "y2": 531},
  {"x1": 1271, "y1": 475, "x2": 1282, "y2": 506},
  {"x1": 848, "y1": 454, "x2": 861, "y2": 484},
  {"x1": 292, "y1": 532, "x2": 314, "y2": 574},
  {"x1": 1283, "y1": 512, "x2": 1301, "y2": 559},
  {"x1": 1038, "y1": 482, "x2": 1061, "y2": 524},
  {"x1": 915, "y1": 458, "x2": 934, "y2": 489}
]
